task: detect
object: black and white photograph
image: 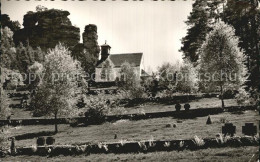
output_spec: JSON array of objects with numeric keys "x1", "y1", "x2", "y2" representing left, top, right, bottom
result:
[{"x1": 0, "y1": 0, "x2": 259, "y2": 161}]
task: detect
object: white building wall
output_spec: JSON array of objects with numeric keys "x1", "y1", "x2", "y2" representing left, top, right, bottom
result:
[{"x1": 95, "y1": 66, "x2": 141, "y2": 82}]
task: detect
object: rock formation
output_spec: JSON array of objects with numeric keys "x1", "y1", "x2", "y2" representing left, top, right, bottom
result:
[
  {"x1": 13, "y1": 9, "x2": 80, "y2": 50},
  {"x1": 82, "y1": 24, "x2": 100, "y2": 58}
]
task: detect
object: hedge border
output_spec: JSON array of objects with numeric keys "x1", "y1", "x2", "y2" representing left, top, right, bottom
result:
[{"x1": 2, "y1": 136, "x2": 258, "y2": 157}]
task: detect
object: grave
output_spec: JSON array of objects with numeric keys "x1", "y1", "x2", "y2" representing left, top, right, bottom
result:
[
  {"x1": 184, "y1": 103, "x2": 190, "y2": 111},
  {"x1": 46, "y1": 137, "x2": 55, "y2": 145},
  {"x1": 175, "y1": 103, "x2": 181, "y2": 112},
  {"x1": 242, "y1": 123, "x2": 257, "y2": 136},
  {"x1": 222, "y1": 123, "x2": 236, "y2": 136},
  {"x1": 37, "y1": 137, "x2": 45, "y2": 146}
]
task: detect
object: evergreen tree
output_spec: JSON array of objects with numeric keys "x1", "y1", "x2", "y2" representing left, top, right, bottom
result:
[
  {"x1": 180, "y1": 0, "x2": 211, "y2": 63},
  {"x1": 223, "y1": 0, "x2": 260, "y2": 92}
]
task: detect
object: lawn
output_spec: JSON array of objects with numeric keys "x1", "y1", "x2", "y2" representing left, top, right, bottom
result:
[
  {"x1": 8, "y1": 110, "x2": 259, "y2": 147},
  {"x1": 122, "y1": 97, "x2": 238, "y2": 115},
  {"x1": 2, "y1": 146, "x2": 258, "y2": 162},
  {"x1": 8, "y1": 97, "x2": 239, "y2": 119}
]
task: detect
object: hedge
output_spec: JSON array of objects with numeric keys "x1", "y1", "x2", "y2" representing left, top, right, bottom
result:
[{"x1": 1, "y1": 136, "x2": 257, "y2": 157}]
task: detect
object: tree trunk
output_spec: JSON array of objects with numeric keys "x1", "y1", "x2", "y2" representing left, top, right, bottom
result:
[
  {"x1": 220, "y1": 84, "x2": 225, "y2": 108},
  {"x1": 54, "y1": 112, "x2": 58, "y2": 133}
]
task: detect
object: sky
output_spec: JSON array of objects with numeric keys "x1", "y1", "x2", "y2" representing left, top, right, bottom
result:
[{"x1": 2, "y1": 1, "x2": 193, "y2": 71}]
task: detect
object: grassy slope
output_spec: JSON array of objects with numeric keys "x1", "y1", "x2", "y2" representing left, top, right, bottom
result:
[
  {"x1": 9, "y1": 98, "x2": 238, "y2": 119},
  {"x1": 2, "y1": 146, "x2": 259, "y2": 162},
  {"x1": 9, "y1": 110, "x2": 259, "y2": 147},
  {"x1": 123, "y1": 98, "x2": 238, "y2": 114}
]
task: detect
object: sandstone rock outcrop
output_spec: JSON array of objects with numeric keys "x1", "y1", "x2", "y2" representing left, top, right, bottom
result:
[
  {"x1": 13, "y1": 9, "x2": 80, "y2": 50},
  {"x1": 82, "y1": 24, "x2": 100, "y2": 58}
]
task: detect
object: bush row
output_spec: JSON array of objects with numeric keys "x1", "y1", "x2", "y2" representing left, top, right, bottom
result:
[{"x1": 5, "y1": 136, "x2": 258, "y2": 157}]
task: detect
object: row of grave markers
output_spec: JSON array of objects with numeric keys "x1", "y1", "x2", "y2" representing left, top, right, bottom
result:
[{"x1": 222, "y1": 123, "x2": 257, "y2": 137}]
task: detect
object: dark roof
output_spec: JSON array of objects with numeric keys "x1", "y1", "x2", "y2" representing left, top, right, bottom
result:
[
  {"x1": 97, "y1": 53, "x2": 143, "y2": 68},
  {"x1": 141, "y1": 69, "x2": 150, "y2": 77}
]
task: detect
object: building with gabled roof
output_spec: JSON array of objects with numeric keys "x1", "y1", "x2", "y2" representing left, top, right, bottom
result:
[{"x1": 95, "y1": 42, "x2": 148, "y2": 82}]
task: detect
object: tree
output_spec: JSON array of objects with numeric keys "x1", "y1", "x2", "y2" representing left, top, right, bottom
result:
[
  {"x1": 180, "y1": 0, "x2": 212, "y2": 63},
  {"x1": 119, "y1": 62, "x2": 145, "y2": 99},
  {"x1": 71, "y1": 47, "x2": 98, "y2": 81},
  {"x1": 27, "y1": 62, "x2": 44, "y2": 91},
  {"x1": 157, "y1": 62, "x2": 180, "y2": 91},
  {"x1": 176, "y1": 61, "x2": 199, "y2": 93},
  {"x1": 0, "y1": 87, "x2": 11, "y2": 120},
  {"x1": 1, "y1": 14, "x2": 21, "y2": 32},
  {"x1": 223, "y1": 0, "x2": 260, "y2": 94},
  {"x1": 30, "y1": 43, "x2": 87, "y2": 133},
  {"x1": 198, "y1": 21, "x2": 248, "y2": 108},
  {"x1": 100, "y1": 58, "x2": 114, "y2": 81},
  {"x1": 0, "y1": 27, "x2": 17, "y2": 70}
]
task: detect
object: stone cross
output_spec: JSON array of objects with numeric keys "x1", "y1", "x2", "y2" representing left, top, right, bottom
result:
[
  {"x1": 242, "y1": 123, "x2": 257, "y2": 136},
  {"x1": 222, "y1": 123, "x2": 236, "y2": 137}
]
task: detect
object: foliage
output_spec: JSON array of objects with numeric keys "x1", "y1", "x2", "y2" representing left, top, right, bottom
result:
[
  {"x1": 83, "y1": 92, "x2": 126, "y2": 120},
  {"x1": 71, "y1": 47, "x2": 99, "y2": 79},
  {"x1": 15, "y1": 43, "x2": 45, "y2": 74},
  {"x1": 1, "y1": 27, "x2": 45, "y2": 74},
  {"x1": 1, "y1": 67, "x2": 24, "y2": 90},
  {"x1": 0, "y1": 126, "x2": 10, "y2": 153},
  {"x1": 100, "y1": 58, "x2": 114, "y2": 81},
  {"x1": 84, "y1": 94, "x2": 109, "y2": 123},
  {"x1": 142, "y1": 75, "x2": 158, "y2": 97},
  {"x1": 30, "y1": 43, "x2": 87, "y2": 132},
  {"x1": 224, "y1": 0, "x2": 260, "y2": 91},
  {"x1": 182, "y1": 0, "x2": 259, "y2": 95},
  {"x1": 0, "y1": 27, "x2": 17, "y2": 70},
  {"x1": 0, "y1": 89, "x2": 11, "y2": 119},
  {"x1": 1, "y1": 14, "x2": 21, "y2": 32},
  {"x1": 235, "y1": 86, "x2": 250, "y2": 105},
  {"x1": 193, "y1": 135, "x2": 205, "y2": 147},
  {"x1": 180, "y1": 0, "x2": 212, "y2": 63},
  {"x1": 36, "y1": 5, "x2": 48, "y2": 12},
  {"x1": 157, "y1": 62, "x2": 180, "y2": 90},
  {"x1": 175, "y1": 61, "x2": 199, "y2": 93},
  {"x1": 118, "y1": 62, "x2": 146, "y2": 99},
  {"x1": 27, "y1": 62, "x2": 44, "y2": 91},
  {"x1": 198, "y1": 21, "x2": 248, "y2": 107}
]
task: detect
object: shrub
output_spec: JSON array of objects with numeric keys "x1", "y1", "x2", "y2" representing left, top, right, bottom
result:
[
  {"x1": 0, "y1": 126, "x2": 10, "y2": 154},
  {"x1": 215, "y1": 133, "x2": 230, "y2": 145},
  {"x1": 235, "y1": 87, "x2": 250, "y2": 105},
  {"x1": 220, "y1": 117, "x2": 228, "y2": 123},
  {"x1": 84, "y1": 94, "x2": 108, "y2": 124},
  {"x1": 193, "y1": 135, "x2": 205, "y2": 147}
]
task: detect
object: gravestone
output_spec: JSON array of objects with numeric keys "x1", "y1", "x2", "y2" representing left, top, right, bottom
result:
[
  {"x1": 222, "y1": 123, "x2": 236, "y2": 137},
  {"x1": 37, "y1": 137, "x2": 45, "y2": 146},
  {"x1": 242, "y1": 123, "x2": 257, "y2": 136},
  {"x1": 175, "y1": 103, "x2": 181, "y2": 112},
  {"x1": 184, "y1": 103, "x2": 190, "y2": 111},
  {"x1": 46, "y1": 137, "x2": 55, "y2": 145}
]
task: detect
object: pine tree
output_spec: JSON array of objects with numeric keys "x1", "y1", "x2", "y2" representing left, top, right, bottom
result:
[
  {"x1": 223, "y1": 0, "x2": 260, "y2": 93},
  {"x1": 198, "y1": 21, "x2": 248, "y2": 108},
  {"x1": 180, "y1": 0, "x2": 211, "y2": 63}
]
